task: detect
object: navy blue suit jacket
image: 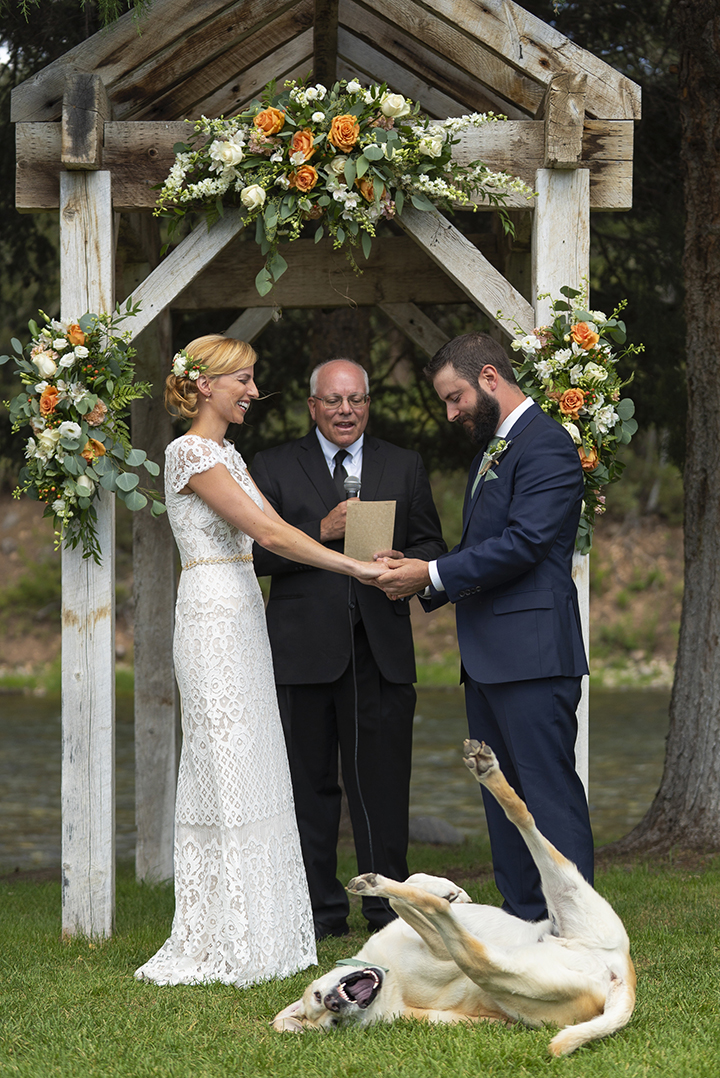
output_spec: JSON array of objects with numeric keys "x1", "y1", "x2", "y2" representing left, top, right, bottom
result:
[{"x1": 429, "y1": 403, "x2": 588, "y2": 684}]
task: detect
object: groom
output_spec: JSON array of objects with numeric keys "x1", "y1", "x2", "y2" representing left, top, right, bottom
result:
[{"x1": 376, "y1": 332, "x2": 593, "y2": 922}]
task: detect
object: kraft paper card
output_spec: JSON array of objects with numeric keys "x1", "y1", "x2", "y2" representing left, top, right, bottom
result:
[{"x1": 344, "y1": 500, "x2": 396, "y2": 562}]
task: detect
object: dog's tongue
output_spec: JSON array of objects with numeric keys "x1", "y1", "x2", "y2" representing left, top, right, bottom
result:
[{"x1": 345, "y1": 974, "x2": 377, "y2": 1005}]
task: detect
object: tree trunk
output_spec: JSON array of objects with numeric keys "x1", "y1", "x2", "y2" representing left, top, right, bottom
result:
[{"x1": 612, "y1": 0, "x2": 720, "y2": 854}]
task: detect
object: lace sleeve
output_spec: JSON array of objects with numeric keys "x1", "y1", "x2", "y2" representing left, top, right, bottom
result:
[{"x1": 165, "y1": 436, "x2": 223, "y2": 494}]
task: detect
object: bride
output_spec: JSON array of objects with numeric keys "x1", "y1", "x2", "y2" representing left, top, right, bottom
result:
[{"x1": 134, "y1": 334, "x2": 384, "y2": 987}]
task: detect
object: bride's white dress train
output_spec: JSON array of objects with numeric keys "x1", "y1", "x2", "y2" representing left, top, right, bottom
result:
[{"x1": 135, "y1": 435, "x2": 317, "y2": 986}]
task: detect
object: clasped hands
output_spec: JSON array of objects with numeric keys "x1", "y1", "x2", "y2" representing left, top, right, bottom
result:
[{"x1": 370, "y1": 551, "x2": 431, "y2": 599}]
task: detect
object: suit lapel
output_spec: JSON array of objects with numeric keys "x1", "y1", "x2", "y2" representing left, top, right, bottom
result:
[
  {"x1": 460, "y1": 403, "x2": 541, "y2": 540},
  {"x1": 297, "y1": 430, "x2": 339, "y2": 511},
  {"x1": 358, "y1": 435, "x2": 385, "y2": 500}
]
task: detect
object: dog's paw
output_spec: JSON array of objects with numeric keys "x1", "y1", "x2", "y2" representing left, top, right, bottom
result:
[
  {"x1": 347, "y1": 872, "x2": 384, "y2": 895},
  {"x1": 404, "y1": 873, "x2": 472, "y2": 903},
  {"x1": 463, "y1": 740, "x2": 499, "y2": 782}
]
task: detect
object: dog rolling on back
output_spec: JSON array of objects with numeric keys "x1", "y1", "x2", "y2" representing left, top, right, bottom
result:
[{"x1": 273, "y1": 740, "x2": 635, "y2": 1056}]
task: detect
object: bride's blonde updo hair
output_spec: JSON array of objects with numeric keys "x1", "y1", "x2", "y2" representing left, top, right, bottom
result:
[{"x1": 164, "y1": 334, "x2": 257, "y2": 419}]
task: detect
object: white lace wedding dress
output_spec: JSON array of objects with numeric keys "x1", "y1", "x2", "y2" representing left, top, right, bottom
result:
[{"x1": 134, "y1": 434, "x2": 317, "y2": 986}]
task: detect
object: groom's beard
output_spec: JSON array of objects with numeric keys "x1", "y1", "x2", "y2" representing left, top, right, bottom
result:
[{"x1": 466, "y1": 388, "x2": 501, "y2": 446}]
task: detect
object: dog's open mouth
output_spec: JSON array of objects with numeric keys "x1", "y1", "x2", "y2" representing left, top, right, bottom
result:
[{"x1": 331, "y1": 967, "x2": 383, "y2": 1009}]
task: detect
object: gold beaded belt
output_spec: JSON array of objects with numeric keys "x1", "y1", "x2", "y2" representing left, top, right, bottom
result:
[{"x1": 182, "y1": 553, "x2": 254, "y2": 570}]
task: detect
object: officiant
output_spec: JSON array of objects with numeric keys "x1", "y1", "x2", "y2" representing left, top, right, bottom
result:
[{"x1": 251, "y1": 358, "x2": 445, "y2": 940}]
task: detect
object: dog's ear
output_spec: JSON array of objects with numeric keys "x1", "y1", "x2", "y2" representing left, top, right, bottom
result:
[{"x1": 272, "y1": 1000, "x2": 305, "y2": 1032}]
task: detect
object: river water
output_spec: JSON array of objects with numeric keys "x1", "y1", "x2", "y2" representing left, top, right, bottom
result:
[{"x1": 0, "y1": 687, "x2": 670, "y2": 872}]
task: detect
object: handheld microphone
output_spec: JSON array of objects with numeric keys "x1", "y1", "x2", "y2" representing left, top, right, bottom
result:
[{"x1": 344, "y1": 475, "x2": 361, "y2": 499}]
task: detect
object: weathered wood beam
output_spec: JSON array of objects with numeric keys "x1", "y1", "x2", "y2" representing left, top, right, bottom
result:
[
  {"x1": 531, "y1": 167, "x2": 591, "y2": 792},
  {"x1": 10, "y1": 0, "x2": 293, "y2": 123},
  {"x1": 60, "y1": 170, "x2": 116, "y2": 939},
  {"x1": 337, "y1": 29, "x2": 467, "y2": 119},
  {"x1": 61, "y1": 73, "x2": 112, "y2": 170},
  {"x1": 339, "y1": 0, "x2": 537, "y2": 119},
  {"x1": 542, "y1": 72, "x2": 587, "y2": 169},
  {"x1": 314, "y1": 0, "x2": 339, "y2": 86},
  {"x1": 116, "y1": 214, "x2": 178, "y2": 885},
  {"x1": 360, "y1": 0, "x2": 640, "y2": 121},
  {"x1": 172, "y1": 231, "x2": 496, "y2": 309},
  {"x1": 396, "y1": 204, "x2": 534, "y2": 337},
  {"x1": 224, "y1": 308, "x2": 276, "y2": 341},
  {"x1": 131, "y1": 15, "x2": 314, "y2": 122},
  {"x1": 379, "y1": 302, "x2": 449, "y2": 359},
  {"x1": 126, "y1": 209, "x2": 247, "y2": 340},
  {"x1": 16, "y1": 118, "x2": 633, "y2": 212}
]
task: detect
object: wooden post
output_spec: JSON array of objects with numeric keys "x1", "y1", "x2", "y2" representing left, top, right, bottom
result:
[
  {"x1": 531, "y1": 167, "x2": 591, "y2": 793},
  {"x1": 59, "y1": 169, "x2": 116, "y2": 937},
  {"x1": 117, "y1": 214, "x2": 179, "y2": 883}
]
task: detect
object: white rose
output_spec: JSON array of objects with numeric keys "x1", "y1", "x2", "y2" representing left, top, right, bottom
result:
[
  {"x1": 74, "y1": 345, "x2": 89, "y2": 359},
  {"x1": 240, "y1": 184, "x2": 267, "y2": 211},
  {"x1": 37, "y1": 429, "x2": 61, "y2": 458},
  {"x1": 209, "y1": 139, "x2": 244, "y2": 168},
  {"x1": 57, "y1": 421, "x2": 82, "y2": 440},
  {"x1": 52, "y1": 498, "x2": 67, "y2": 514},
  {"x1": 33, "y1": 352, "x2": 57, "y2": 378},
  {"x1": 328, "y1": 155, "x2": 348, "y2": 175},
  {"x1": 380, "y1": 92, "x2": 411, "y2": 118},
  {"x1": 53, "y1": 337, "x2": 69, "y2": 350},
  {"x1": 563, "y1": 421, "x2": 582, "y2": 444},
  {"x1": 34, "y1": 380, "x2": 49, "y2": 395},
  {"x1": 305, "y1": 87, "x2": 319, "y2": 101},
  {"x1": 311, "y1": 111, "x2": 325, "y2": 122},
  {"x1": 58, "y1": 353, "x2": 76, "y2": 369},
  {"x1": 417, "y1": 133, "x2": 444, "y2": 158},
  {"x1": 591, "y1": 310, "x2": 607, "y2": 323},
  {"x1": 583, "y1": 361, "x2": 609, "y2": 383},
  {"x1": 75, "y1": 474, "x2": 95, "y2": 497},
  {"x1": 347, "y1": 80, "x2": 361, "y2": 93}
]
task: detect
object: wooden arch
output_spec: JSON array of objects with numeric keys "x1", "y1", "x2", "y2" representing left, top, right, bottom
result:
[{"x1": 12, "y1": 0, "x2": 640, "y2": 937}]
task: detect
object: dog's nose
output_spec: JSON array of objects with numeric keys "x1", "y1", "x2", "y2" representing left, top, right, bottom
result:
[{"x1": 323, "y1": 989, "x2": 342, "y2": 1013}]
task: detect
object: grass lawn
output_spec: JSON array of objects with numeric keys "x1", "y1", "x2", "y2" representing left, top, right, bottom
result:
[{"x1": 1, "y1": 840, "x2": 718, "y2": 1078}]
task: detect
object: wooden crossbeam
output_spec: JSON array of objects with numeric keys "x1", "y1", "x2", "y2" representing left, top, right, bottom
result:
[
  {"x1": 127, "y1": 210, "x2": 247, "y2": 340},
  {"x1": 171, "y1": 231, "x2": 495, "y2": 309},
  {"x1": 224, "y1": 308, "x2": 277, "y2": 341},
  {"x1": 15, "y1": 117, "x2": 633, "y2": 212},
  {"x1": 379, "y1": 302, "x2": 450, "y2": 359},
  {"x1": 396, "y1": 204, "x2": 534, "y2": 337}
]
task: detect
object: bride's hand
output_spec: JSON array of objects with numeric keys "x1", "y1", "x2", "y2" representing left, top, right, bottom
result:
[{"x1": 354, "y1": 559, "x2": 388, "y2": 584}]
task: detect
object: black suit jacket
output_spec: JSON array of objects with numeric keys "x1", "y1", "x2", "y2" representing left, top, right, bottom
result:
[{"x1": 251, "y1": 431, "x2": 446, "y2": 685}]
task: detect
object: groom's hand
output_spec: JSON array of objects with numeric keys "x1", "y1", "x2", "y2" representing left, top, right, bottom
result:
[
  {"x1": 376, "y1": 558, "x2": 431, "y2": 598},
  {"x1": 320, "y1": 501, "x2": 348, "y2": 542}
]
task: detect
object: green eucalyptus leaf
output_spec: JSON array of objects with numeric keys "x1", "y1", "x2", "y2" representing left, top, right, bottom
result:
[
  {"x1": 123, "y1": 489, "x2": 148, "y2": 511},
  {"x1": 125, "y1": 448, "x2": 147, "y2": 467},
  {"x1": 616, "y1": 398, "x2": 635, "y2": 421},
  {"x1": 115, "y1": 472, "x2": 139, "y2": 492},
  {"x1": 356, "y1": 155, "x2": 369, "y2": 178},
  {"x1": 143, "y1": 459, "x2": 160, "y2": 477},
  {"x1": 361, "y1": 231, "x2": 372, "y2": 260},
  {"x1": 151, "y1": 500, "x2": 167, "y2": 517},
  {"x1": 255, "y1": 268, "x2": 274, "y2": 297},
  {"x1": 363, "y1": 144, "x2": 384, "y2": 161}
]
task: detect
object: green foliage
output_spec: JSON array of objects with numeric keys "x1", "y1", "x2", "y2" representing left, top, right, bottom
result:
[{"x1": 0, "y1": 857, "x2": 719, "y2": 1077}]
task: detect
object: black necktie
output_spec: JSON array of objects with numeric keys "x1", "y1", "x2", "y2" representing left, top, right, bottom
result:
[{"x1": 333, "y1": 449, "x2": 349, "y2": 500}]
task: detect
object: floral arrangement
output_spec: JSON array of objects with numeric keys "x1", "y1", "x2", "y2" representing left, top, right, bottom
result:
[
  {"x1": 156, "y1": 77, "x2": 534, "y2": 296},
  {"x1": 510, "y1": 286, "x2": 642, "y2": 554},
  {"x1": 1, "y1": 304, "x2": 165, "y2": 564}
]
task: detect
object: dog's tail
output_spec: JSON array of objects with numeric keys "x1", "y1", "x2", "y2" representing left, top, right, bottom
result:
[{"x1": 547, "y1": 970, "x2": 636, "y2": 1057}]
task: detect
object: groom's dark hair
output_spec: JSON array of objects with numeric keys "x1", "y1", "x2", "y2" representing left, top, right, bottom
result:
[{"x1": 425, "y1": 333, "x2": 518, "y2": 387}]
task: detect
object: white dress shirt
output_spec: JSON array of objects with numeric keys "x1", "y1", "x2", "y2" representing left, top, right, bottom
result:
[{"x1": 316, "y1": 428, "x2": 364, "y2": 487}]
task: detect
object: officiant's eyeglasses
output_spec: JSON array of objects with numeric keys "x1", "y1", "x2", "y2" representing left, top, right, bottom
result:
[{"x1": 312, "y1": 394, "x2": 369, "y2": 410}]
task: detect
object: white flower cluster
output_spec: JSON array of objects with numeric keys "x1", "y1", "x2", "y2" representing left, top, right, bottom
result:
[{"x1": 289, "y1": 82, "x2": 327, "y2": 107}]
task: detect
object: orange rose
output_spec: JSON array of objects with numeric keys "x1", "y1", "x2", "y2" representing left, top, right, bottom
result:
[
  {"x1": 578, "y1": 445, "x2": 599, "y2": 471},
  {"x1": 571, "y1": 322, "x2": 600, "y2": 350},
  {"x1": 66, "y1": 324, "x2": 86, "y2": 347},
  {"x1": 558, "y1": 387, "x2": 585, "y2": 419},
  {"x1": 329, "y1": 114, "x2": 360, "y2": 152},
  {"x1": 254, "y1": 106, "x2": 285, "y2": 136},
  {"x1": 290, "y1": 128, "x2": 316, "y2": 161},
  {"x1": 39, "y1": 385, "x2": 59, "y2": 416},
  {"x1": 289, "y1": 165, "x2": 319, "y2": 193},
  {"x1": 81, "y1": 438, "x2": 106, "y2": 462}
]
